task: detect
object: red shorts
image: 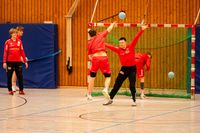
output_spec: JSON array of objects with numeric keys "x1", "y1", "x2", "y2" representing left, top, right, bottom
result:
[
  {"x1": 137, "y1": 67, "x2": 144, "y2": 78},
  {"x1": 90, "y1": 56, "x2": 111, "y2": 74}
]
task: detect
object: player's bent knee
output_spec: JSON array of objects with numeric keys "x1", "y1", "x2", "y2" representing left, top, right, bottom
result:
[
  {"x1": 104, "y1": 73, "x2": 111, "y2": 77},
  {"x1": 90, "y1": 72, "x2": 97, "y2": 77}
]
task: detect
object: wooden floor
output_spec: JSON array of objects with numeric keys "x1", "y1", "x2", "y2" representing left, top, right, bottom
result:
[{"x1": 0, "y1": 88, "x2": 200, "y2": 133}]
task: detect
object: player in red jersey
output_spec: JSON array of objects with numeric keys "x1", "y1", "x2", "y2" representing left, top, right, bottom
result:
[
  {"x1": 3, "y1": 28, "x2": 28, "y2": 95},
  {"x1": 135, "y1": 52, "x2": 152, "y2": 99},
  {"x1": 103, "y1": 25, "x2": 148, "y2": 106},
  {"x1": 16, "y1": 26, "x2": 24, "y2": 40},
  {"x1": 12, "y1": 26, "x2": 24, "y2": 92},
  {"x1": 87, "y1": 22, "x2": 116, "y2": 100}
]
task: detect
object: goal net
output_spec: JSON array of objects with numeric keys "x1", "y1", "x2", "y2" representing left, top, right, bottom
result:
[{"x1": 89, "y1": 23, "x2": 194, "y2": 99}]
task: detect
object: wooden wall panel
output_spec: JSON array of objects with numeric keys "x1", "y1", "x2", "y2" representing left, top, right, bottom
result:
[{"x1": 0, "y1": 0, "x2": 200, "y2": 88}]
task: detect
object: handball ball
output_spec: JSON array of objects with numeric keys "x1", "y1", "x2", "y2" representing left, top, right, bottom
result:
[
  {"x1": 168, "y1": 71, "x2": 175, "y2": 79},
  {"x1": 119, "y1": 11, "x2": 126, "y2": 20}
]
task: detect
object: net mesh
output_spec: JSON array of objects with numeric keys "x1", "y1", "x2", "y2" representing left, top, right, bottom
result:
[{"x1": 92, "y1": 26, "x2": 192, "y2": 98}]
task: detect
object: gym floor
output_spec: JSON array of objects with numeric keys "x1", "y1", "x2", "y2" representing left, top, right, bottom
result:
[{"x1": 0, "y1": 88, "x2": 199, "y2": 133}]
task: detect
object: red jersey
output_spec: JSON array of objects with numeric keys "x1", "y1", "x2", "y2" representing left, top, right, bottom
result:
[
  {"x1": 88, "y1": 30, "x2": 108, "y2": 55},
  {"x1": 3, "y1": 38, "x2": 27, "y2": 63},
  {"x1": 17, "y1": 35, "x2": 22, "y2": 40},
  {"x1": 135, "y1": 53, "x2": 151, "y2": 71},
  {"x1": 106, "y1": 30, "x2": 144, "y2": 66}
]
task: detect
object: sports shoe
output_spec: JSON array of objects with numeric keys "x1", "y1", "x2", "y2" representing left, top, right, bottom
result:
[
  {"x1": 16, "y1": 86, "x2": 19, "y2": 91},
  {"x1": 86, "y1": 94, "x2": 93, "y2": 100},
  {"x1": 140, "y1": 94, "x2": 146, "y2": 99},
  {"x1": 19, "y1": 90, "x2": 25, "y2": 95},
  {"x1": 103, "y1": 99, "x2": 113, "y2": 105},
  {"x1": 12, "y1": 86, "x2": 16, "y2": 92},
  {"x1": 132, "y1": 101, "x2": 137, "y2": 106},
  {"x1": 9, "y1": 91, "x2": 14, "y2": 95},
  {"x1": 102, "y1": 88, "x2": 110, "y2": 100}
]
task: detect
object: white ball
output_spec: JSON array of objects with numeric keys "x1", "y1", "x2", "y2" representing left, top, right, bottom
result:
[
  {"x1": 119, "y1": 11, "x2": 126, "y2": 20},
  {"x1": 168, "y1": 71, "x2": 175, "y2": 79}
]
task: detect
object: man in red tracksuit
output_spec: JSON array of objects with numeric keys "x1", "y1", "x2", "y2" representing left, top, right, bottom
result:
[
  {"x1": 104, "y1": 25, "x2": 148, "y2": 106},
  {"x1": 3, "y1": 28, "x2": 28, "y2": 95},
  {"x1": 135, "y1": 52, "x2": 152, "y2": 99}
]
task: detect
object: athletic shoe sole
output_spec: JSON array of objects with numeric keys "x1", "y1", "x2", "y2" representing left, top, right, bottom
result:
[
  {"x1": 102, "y1": 90, "x2": 110, "y2": 100},
  {"x1": 103, "y1": 100, "x2": 113, "y2": 105}
]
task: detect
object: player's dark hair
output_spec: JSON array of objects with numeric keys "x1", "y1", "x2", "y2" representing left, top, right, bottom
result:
[
  {"x1": 119, "y1": 37, "x2": 127, "y2": 41},
  {"x1": 88, "y1": 29, "x2": 96, "y2": 37}
]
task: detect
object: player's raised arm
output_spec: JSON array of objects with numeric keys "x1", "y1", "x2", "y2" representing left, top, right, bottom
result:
[
  {"x1": 129, "y1": 24, "x2": 149, "y2": 49},
  {"x1": 107, "y1": 22, "x2": 116, "y2": 33}
]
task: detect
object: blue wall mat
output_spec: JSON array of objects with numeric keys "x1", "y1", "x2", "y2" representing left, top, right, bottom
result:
[
  {"x1": 195, "y1": 25, "x2": 200, "y2": 93},
  {"x1": 0, "y1": 23, "x2": 58, "y2": 88}
]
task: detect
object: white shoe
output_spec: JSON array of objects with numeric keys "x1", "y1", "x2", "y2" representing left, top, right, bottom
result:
[
  {"x1": 103, "y1": 99, "x2": 113, "y2": 105},
  {"x1": 140, "y1": 94, "x2": 146, "y2": 99},
  {"x1": 12, "y1": 86, "x2": 16, "y2": 92},
  {"x1": 15, "y1": 86, "x2": 19, "y2": 91},
  {"x1": 86, "y1": 94, "x2": 93, "y2": 100},
  {"x1": 102, "y1": 88, "x2": 110, "y2": 100},
  {"x1": 132, "y1": 101, "x2": 137, "y2": 106}
]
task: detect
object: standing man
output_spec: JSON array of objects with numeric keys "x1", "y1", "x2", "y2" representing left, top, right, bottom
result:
[
  {"x1": 3, "y1": 28, "x2": 28, "y2": 95},
  {"x1": 12, "y1": 26, "x2": 24, "y2": 92},
  {"x1": 104, "y1": 25, "x2": 148, "y2": 106},
  {"x1": 135, "y1": 52, "x2": 152, "y2": 99},
  {"x1": 87, "y1": 22, "x2": 116, "y2": 100}
]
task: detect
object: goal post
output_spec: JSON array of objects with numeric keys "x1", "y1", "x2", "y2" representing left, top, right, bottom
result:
[{"x1": 88, "y1": 23, "x2": 195, "y2": 99}]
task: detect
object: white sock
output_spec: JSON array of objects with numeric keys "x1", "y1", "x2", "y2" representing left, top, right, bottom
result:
[{"x1": 105, "y1": 87, "x2": 109, "y2": 90}]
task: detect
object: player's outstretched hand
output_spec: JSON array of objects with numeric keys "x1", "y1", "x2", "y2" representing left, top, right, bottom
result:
[{"x1": 141, "y1": 24, "x2": 149, "y2": 30}]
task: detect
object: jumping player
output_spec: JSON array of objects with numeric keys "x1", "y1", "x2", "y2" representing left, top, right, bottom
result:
[{"x1": 87, "y1": 22, "x2": 116, "y2": 100}]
